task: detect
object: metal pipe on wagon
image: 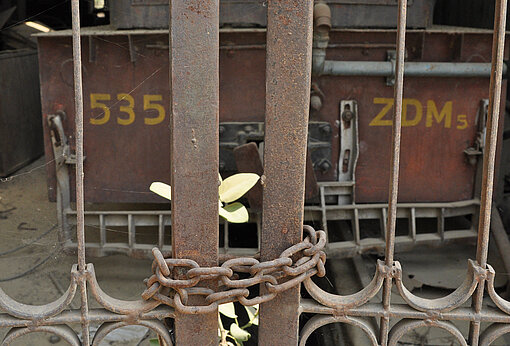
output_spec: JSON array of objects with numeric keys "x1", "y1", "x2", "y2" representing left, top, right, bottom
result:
[
  {"x1": 322, "y1": 60, "x2": 508, "y2": 78},
  {"x1": 311, "y1": 2, "x2": 508, "y2": 79},
  {"x1": 312, "y1": 2, "x2": 332, "y2": 76}
]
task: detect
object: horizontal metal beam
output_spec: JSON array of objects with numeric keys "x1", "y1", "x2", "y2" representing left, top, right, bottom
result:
[
  {"x1": 0, "y1": 308, "x2": 175, "y2": 328},
  {"x1": 300, "y1": 300, "x2": 510, "y2": 323},
  {"x1": 323, "y1": 60, "x2": 508, "y2": 78}
]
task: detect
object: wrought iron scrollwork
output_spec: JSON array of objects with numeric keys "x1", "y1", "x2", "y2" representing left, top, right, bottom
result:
[
  {"x1": 479, "y1": 323, "x2": 510, "y2": 346},
  {"x1": 0, "y1": 262, "x2": 175, "y2": 344},
  {"x1": 393, "y1": 259, "x2": 484, "y2": 313},
  {"x1": 299, "y1": 255, "x2": 507, "y2": 345},
  {"x1": 91, "y1": 320, "x2": 173, "y2": 346},
  {"x1": 86, "y1": 264, "x2": 161, "y2": 314},
  {"x1": 3, "y1": 325, "x2": 81, "y2": 346},
  {"x1": 486, "y1": 264, "x2": 510, "y2": 314},
  {"x1": 299, "y1": 314, "x2": 378, "y2": 346},
  {"x1": 388, "y1": 319, "x2": 468, "y2": 346},
  {"x1": 302, "y1": 259, "x2": 387, "y2": 310},
  {"x1": 0, "y1": 265, "x2": 78, "y2": 320}
]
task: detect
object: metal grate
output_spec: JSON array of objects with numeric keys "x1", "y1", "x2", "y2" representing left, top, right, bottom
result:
[{"x1": 61, "y1": 192, "x2": 479, "y2": 260}]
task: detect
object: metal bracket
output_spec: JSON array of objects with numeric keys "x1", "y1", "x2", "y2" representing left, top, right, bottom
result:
[
  {"x1": 47, "y1": 112, "x2": 86, "y2": 243},
  {"x1": 218, "y1": 122, "x2": 332, "y2": 176},
  {"x1": 338, "y1": 100, "x2": 359, "y2": 204},
  {"x1": 47, "y1": 112, "x2": 72, "y2": 242},
  {"x1": 386, "y1": 50, "x2": 410, "y2": 86},
  {"x1": 48, "y1": 112, "x2": 81, "y2": 165},
  {"x1": 128, "y1": 35, "x2": 137, "y2": 63},
  {"x1": 386, "y1": 50, "x2": 397, "y2": 86},
  {"x1": 464, "y1": 99, "x2": 489, "y2": 166},
  {"x1": 88, "y1": 36, "x2": 97, "y2": 63}
]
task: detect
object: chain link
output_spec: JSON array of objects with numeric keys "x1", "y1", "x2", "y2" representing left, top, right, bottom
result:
[{"x1": 142, "y1": 225, "x2": 327, "y2": 314}]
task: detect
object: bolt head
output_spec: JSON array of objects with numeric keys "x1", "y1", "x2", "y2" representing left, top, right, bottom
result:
[
  {"x1": 320, "y1": 124, "x2": 331, "y2": 135},
  {"x1": 49, "y1": 335, "x2": 61, "y2": 344},
  {"x1": 310, "y1": 95, "x2": 322, "y2": 111},
  {"x1": 319, "y1": 160, "x2": 332, "y2": 172},
  {"x1": 342, "y1": 110, "x2": 354, "y2": 122}
]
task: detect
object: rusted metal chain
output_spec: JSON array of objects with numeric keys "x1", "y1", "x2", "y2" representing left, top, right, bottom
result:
[{"x1": 142, "y1": 226, "x2": 326, "y2": 314}]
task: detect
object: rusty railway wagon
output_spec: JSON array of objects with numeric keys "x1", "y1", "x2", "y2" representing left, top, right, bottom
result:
[
  {"x1": 1, "y1": 0, "x2": 510, "y2": 345},
  {"x1": 37, "y1": 0, "x2": 507, "y2": 260}
]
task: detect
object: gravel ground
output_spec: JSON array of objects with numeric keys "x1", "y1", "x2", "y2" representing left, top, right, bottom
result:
[{"x1": 0, "y1": 157, "x2": 157, "y2": 345}]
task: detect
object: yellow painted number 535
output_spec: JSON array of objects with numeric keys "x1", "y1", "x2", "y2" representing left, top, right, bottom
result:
[{"x1": 89, "y1": 93, "x2": 165, "y2": 126}]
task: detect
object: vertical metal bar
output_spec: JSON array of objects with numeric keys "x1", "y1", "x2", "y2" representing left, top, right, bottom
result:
[
  {"x1": 158, "y1": 214, "x2": 164, "y2": 249},
  {"x1": 70, "y1": 0, "x2": 89, "y2": 344},
  {"x1": 256, "y1": 214, "x2": 261, "y2": 252},
  {"x1": 381, "y1": 207, "x2": 388, "y2": 240},
  {"x1": 320, "y1": 185, "x2": 328, "y2": 235},
  {"x1": 469, "y1": 0, "x2": 507, "y2": 344},
  {"x1": 259, "y1": 0, "x2": 314, "y2": 344},
  {"x1": 99, "y1": 214, "x2": 106, "y2": 246},
  {"x1": 128, "y1": 214, "x2": 134, "y2": 248},
  {"x1": 438, "y1": 208, "x2": 445, "y2": 241},
  {"x1": 475, "y1": 0, "x2": 507, "y2": 276},
  {"x1": 224, "y1": 221, "x2": 229, "y2": 251},
  {"x1": 353, "y1": 208, "x2": 361, "y2": 245},
  {"x1": 71, "y1": 0, "x2": 86, "y2": 279},
  {"x1": 169, "y1": 0, "x2": 219, "y2": 344},
  {"x1": 409, "y1": 207, "x2": 416, "y2": 242},
  {"x1": 380, "y1": 0, "x2": 407, "y2": 344}
]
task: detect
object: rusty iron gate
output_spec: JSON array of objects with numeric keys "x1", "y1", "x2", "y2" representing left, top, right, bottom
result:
[{"x1": 2, "y1": 0, "x2": 510, "y2": 345}]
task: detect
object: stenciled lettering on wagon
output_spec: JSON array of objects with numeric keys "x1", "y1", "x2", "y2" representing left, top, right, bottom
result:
[
  {"x1": 89, "y1": 93, "x2": 166, "y2": 126},
  {"x1": 369, "y1": 97, "x2": 469, "y2": 129}
]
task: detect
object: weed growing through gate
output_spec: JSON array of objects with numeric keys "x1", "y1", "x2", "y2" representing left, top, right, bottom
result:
[
  {"x1": 218, "y1": 302, "x2": 259, "y2": 345},
  {"x1": 150, "y1": 173, "x2": 260, "y2": 223}
]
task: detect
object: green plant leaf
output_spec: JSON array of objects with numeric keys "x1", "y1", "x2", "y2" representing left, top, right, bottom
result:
[
  {"x1": 150, "y1": 182, "x2": 171, "y2": 200},
  {"x1": 219, "y1": 203, "x2": 249, "y2": 223},
  {"x1": 244, "y1": 305, "x2": 259, "y2": 326},
  {"x1": 230, "y1": 323, "x2": 251, "y2": 341},
  {"x1": 219, "y1": 302, "x2": 237, "y2": 319},
  {"x1": 219, "y1": 173, "x2": 260, "y2": 203},
  {"x1": 149, "y1": 338, "x2": 160, "y2": 346}
]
